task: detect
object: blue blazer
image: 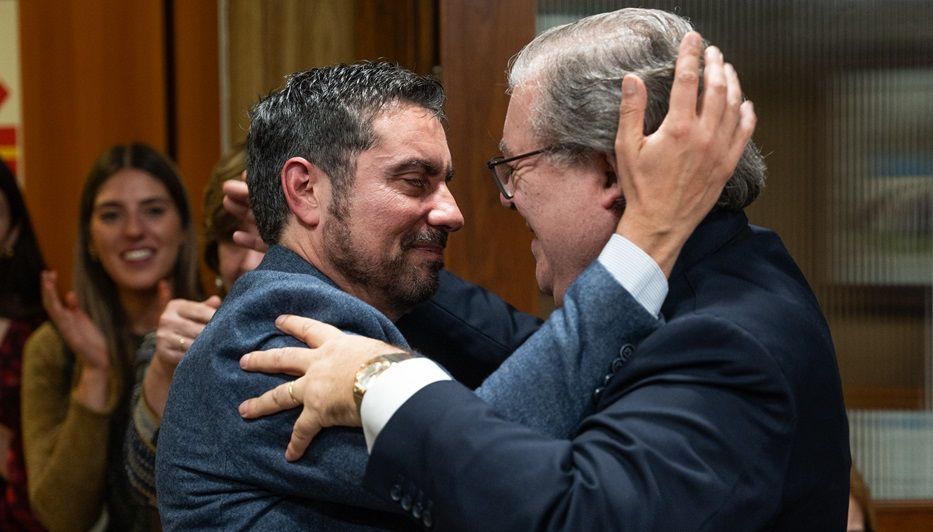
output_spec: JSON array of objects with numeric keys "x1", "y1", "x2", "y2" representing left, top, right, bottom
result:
[
  {"x1": 364, "y1": 210, "x2": 850, "y2": 531},
  {"x1": 156, "y1": 245, "x2": 659, "y2": 530}
]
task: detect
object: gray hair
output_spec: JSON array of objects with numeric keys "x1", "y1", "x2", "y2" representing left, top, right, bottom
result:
[
  {"x1": 247, "y1": 62, "x2": 446, "y2": 244},
  {"x1": 508, "y1": 8, "x2": 765, "y2": 210}
]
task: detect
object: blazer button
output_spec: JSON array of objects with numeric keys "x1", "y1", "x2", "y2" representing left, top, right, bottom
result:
[
  {"x1": 401, "y1": 492, "x2": 413, "y2": 511},
  {"x1": 422, "y1": 508, "x2": 433, "y2": 528},
  {"x1": 602, "y1": 373, "x2": 613, "y2": 387},
  {"x1": 390, "y1": 483, "x2": 402, "y2": 502},
  {"x1": 592, "y1": 386, "x2": 605, "y2": 404},
  {"x1": 619, "y1": 344, "x2": 634, "y2": 361},
  {"x1": 608, "y1": 357, "x2": 624, "y2": 374},
  {"x1": 412, "y1": 500, "x2": 423, "y2": 519}
]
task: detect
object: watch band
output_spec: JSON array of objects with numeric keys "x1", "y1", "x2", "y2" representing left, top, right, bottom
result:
[{"x1": 353, "y1": 352, "x2": 412, "y2": 413}]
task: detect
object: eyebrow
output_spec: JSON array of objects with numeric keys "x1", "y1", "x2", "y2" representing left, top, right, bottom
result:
[
  {"x1": 390, "y1": 159, "x2": 454, "y2": 182},
  {"x1": 94, "y1": 197, "x2": 172, "y2": 210}
]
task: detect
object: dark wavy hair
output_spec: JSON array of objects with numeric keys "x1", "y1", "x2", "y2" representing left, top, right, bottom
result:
[
  {"x1": 247, "y1": 61, "x2": 446, "y2": 244},
  {"x1": 0, "y1": 159, "x2": 46, "y2": 319}
]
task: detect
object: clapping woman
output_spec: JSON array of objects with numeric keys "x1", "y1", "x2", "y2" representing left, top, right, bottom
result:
[{"x1": 21, "y1": 144, "x2": 200, "y2": 531}]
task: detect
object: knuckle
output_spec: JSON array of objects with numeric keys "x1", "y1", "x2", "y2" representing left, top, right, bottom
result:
[
  {"x1": 293, "y1": 423, "x2": 311, "y2": 441},
  {"x1": 273, "y1": 389, "x2": 289, "y2": 408},
  {"x1": 707, "y1": 79, "x2": 726, "y2": 95},
  {"x1": 667, "y1": 121, "x2": 691, "y2": 139},
  {"x1": 676, "y1": 69, "x2": 699, "y2": 84}
]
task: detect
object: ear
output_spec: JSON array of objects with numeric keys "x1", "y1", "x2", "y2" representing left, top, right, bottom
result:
[
  {"x1": 598, "y1": 152, "x2": 624, "y2": 211},
  {"x1": 281, "y1": 157, "x2": 328, "y2": 227}
]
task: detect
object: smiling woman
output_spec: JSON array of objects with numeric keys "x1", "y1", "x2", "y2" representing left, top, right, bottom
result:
[{"x1": 19, "y1": 143, "x2": 200, "y2": 531}]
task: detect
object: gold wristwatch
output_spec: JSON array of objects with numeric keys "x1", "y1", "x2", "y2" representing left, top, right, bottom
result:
[{"x1": 353, "y1": 352, "x2": 412, "y2": 413}]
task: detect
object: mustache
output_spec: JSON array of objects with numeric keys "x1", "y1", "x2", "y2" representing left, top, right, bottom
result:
[{"x1": 402, "y1": 228, "x2": 448, "y2": 250}]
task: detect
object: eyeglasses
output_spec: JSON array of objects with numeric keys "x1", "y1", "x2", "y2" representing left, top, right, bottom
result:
[{"x1": 485, "y1": 147, "x2": 552, "y2": 200}]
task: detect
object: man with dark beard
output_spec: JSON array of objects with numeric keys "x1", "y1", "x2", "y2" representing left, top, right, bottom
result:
[{"x1": 155, "y1": 62, "x2": 668, "y2": 530}]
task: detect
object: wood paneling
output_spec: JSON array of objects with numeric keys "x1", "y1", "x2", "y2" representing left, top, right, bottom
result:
[
  {"x1": 172, "y1": 0, "x2": 221, "y2": 237},
  {"x1": 20, "y1": 0, "x2": 168, "y2": 290},
  {"x1": 440, "y1": 0, "x2": 540, "y2": 315},
  {"x1": 845, "y1": 386, "x2": 925, "y2": 410},
  {"x1": 224, "y1": 0, "x2": 355, "y2": 146},
  {"x1": 354, "y1": 0, "x2": 436, "y2": 74},
  {"x1": 876, "y1": 500, "x2": 933, "y2": 531}
]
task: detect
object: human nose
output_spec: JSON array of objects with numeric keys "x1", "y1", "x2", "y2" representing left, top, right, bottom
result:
[
  {"x1": 428, "y1": 183, "x2": 464, "y2": 232},
  {"x1": 123, "y1": 212, "x2": 144, "y2": 238}
]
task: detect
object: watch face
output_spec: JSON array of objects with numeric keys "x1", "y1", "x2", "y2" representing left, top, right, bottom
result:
[
  {"x1": 353, "y1": 353, "x2": 412, "y2": 410},
  {"x1": 355, "y1": 360, "x2": 392, "y2": 397}
]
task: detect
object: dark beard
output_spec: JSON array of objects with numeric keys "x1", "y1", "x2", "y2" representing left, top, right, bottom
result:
[{"x1": 324, "y1": 218, "x2": 446, "y2": 316}]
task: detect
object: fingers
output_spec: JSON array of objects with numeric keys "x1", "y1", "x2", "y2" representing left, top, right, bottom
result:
[
  {"x1": 732, "y1": 100, "x2": 757, "y2": 161},
  {"x1": 222, "y1": 179, "x2": 251, "y2": 217},
  {"x1": 204, "y1": 295, "x2": 222, "y2": 309},
  {"x1": 232, "y1": 230, "x2": 270, "y2": 254},
  {"x1": 666, "y1": 31, "x2": 704, "y2": 127},
  {"x1": 157, "y1": 280, "x2": 173, "y2": 312},
  {"x1": 286, "y1": 408, "x2": 322, "y2": 462},
  {"x1": 64, "y1": 291, "x2": 80, "y2": 310},
  {"x1": 275, "y1": 314, "x2": 343, "y2": 348},
  {"x1": 615, "y1": 75, "x2": 648, "y2": 180},
  {"x1": 173, "y1": 298, "x2": 219, "y2": 325},
  {"x1": 238, "y1": 379, "x2": 302, "y2": 419},
  {"x1": 40, "y1": 271, "x2": 64, "y2": 318},
  {"x1": 718, "y1": 63, "x2": 742, "y2": 141},
  {"x1": 697, "y1": 46, "x2": 726, "y2": 131},
  {"x1": 239, "y1": 346, "x2": 315, "y2": 376}
]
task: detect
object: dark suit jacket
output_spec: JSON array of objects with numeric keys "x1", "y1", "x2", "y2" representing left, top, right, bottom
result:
[
  {"x1": 156, "y1": 245, "x2": 660, "y2": 530},
  {"x1": 364, "y1": 210, "x2": 850, "y2": 531}
]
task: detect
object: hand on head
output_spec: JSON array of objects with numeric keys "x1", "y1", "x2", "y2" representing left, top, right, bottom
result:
[
  {"x1": 613, "y1": 31, "x2": 756, "y2": 276},
  {"x1": 239, "y1": 314, "x2": 399, "y2": 461},
  {"x1": 222, "y1": 178, "x2": 269, "y2": 253}
]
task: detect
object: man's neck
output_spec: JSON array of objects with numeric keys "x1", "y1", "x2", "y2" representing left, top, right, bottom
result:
[{"x1": 278, "y1": 234, "x2": 406, "y2": 322}]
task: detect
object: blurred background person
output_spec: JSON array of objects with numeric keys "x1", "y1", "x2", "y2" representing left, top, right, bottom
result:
[
  {"x1": 125, "y1": 146, "x2": 262, "y2": 509},
  {"x1": 0, "y1": 159, "x2": 47, "y2": 530},
  {"x1": 21, "y1": 144, "x2": 200, "y2": 531},
  {"x1": 849, "y1": 466, "x2": 876, "y2": 532}
]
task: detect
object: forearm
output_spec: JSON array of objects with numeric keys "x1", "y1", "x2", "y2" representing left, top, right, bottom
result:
[
  {"x1": 368, "y1": 379, "x2": 791, "y2": 531},
  {"x1": 475, "y1": 261, "x2": 660, "y2": 438},
  {"x1": 365, "y1": 238, "x2": 665, "y2": 446},
  {"x1": 27, "y1": 401, "x2": 111, "y2": 531},
  {"x1": 365, "y1": 320, "x2": 795, "y2": 531},
  {"x1": 141, "y1": 356, "x2": 175, "y2": 419},
  {"x1": 71, "y1": 364, "x2": 112, "y2": 413},
  {"x1": 126, "y1": 389, "x2": 160, "y2": 507}
]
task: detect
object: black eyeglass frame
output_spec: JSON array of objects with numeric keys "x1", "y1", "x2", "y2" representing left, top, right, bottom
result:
[{"x1": 485, "y1": 147, "x2": 552, "y2": 200}]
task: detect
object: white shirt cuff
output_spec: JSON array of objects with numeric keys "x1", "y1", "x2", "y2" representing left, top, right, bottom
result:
[
  {"x1": 597, "y1": 233, "x2": 668, "y2": 317},
  {"x1": 361, "y1": 357, "x2": 451, "y2": 451}
]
